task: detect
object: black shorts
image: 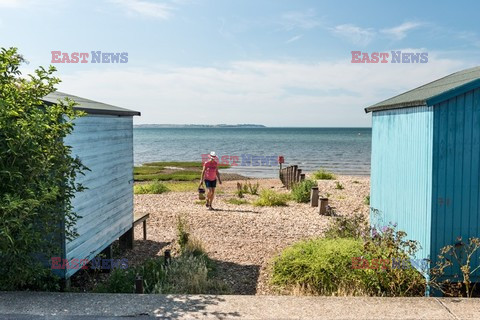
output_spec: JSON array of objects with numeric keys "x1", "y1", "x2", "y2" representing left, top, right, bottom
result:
[{"x1": 205, "y1": 179, "x2": 217, "y2": 188}]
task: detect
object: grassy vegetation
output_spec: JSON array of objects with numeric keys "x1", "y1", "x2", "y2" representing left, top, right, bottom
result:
[
  {"x1": 335, "y1": 181, "x2": 344, "y2": 190},
  {"x1": 134, "y1": 161, "x2": 230, "y2": 182},
  {"x1": 313, "y1": 168, "x2": 336, "y2": 180},
  {"x1": 134, "y1": 181, "x2": 169, "y2": 194},
  {"x1": 271, "y1": 214, "x2": 426, "y2": 296},
  {"x1": 254, "y1": 190, "x2": 290, "y2": 207},
  {"x1": 235, "y1": 181, "x2": 260, "y2": 198},
  {"x1": 226, "y1": 198, "x2": 249, "y2": 205},
  {"x1": 291, "y1": 179, "x2": 317, "y2": 203},
  {"x1": 164, "y1": 181, "x2": 199, "y2": 192},
  {"x1": 95, "y1": 215, "x2": 229, "y2": 294}
]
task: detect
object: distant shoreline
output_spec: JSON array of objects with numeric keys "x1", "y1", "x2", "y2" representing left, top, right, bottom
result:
[{"x1": 134, "y1": 124, "x2": 266, "y2": 128}]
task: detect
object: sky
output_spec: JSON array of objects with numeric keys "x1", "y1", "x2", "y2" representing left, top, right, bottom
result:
[{"x1": 1, "y1": 0, "x2": 479, "y2": 127}]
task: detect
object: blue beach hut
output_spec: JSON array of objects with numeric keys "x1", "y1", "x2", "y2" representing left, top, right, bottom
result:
[
  {"x1": 366, "y1": 66, "x2": 480, "y2": 282},
  {"x1": 43, "y1": 92, "x2": 140, "y2": 279}
]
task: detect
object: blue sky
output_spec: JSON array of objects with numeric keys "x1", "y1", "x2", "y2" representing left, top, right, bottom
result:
[{"x1": 1, "y1": 0, "x2": 479, "y2": 126}]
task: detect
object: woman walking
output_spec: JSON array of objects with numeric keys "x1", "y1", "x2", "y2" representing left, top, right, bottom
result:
[{"x1": 200, "y1": 151, "x2": 222, "y2": 210}]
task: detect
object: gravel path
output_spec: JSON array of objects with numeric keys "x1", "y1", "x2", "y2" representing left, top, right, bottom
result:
[{"x1": 128, "y1": 176, "x2": 370, "y2": 295}]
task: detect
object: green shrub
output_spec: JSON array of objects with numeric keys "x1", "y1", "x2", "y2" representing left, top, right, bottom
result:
[
  {"x1": 272, "y1": 238, "x2": 365, "y2": 295},
  {"x1": 291, "y1": 179, "x2": 317, "y2": 203},
  {"x1": 273, "y1": 214, "x2": 426, "y2": 297},
  {"x1": 254, "y1": 190, "x2": 290, "y2": 207},
  {"x1": 0, "y1": 47, "x2": 87, "y2": 290},
  {"x1": 226, "y1": 198, "x2": 249, "y2": 205},
  {"x1": 134, "y1": 181, "x2": 169, "y2": 194},
  {"x1": 313, "y1": 169, "x2": 336, "y2": 180},
  {"x1": 272, "y1": 233, "x2": 426, "y2": 296},
  {"x1": 335, "y1": 181, "x2": 344, "y2": 190}
]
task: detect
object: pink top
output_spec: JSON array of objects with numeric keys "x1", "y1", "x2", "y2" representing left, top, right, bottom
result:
[{"x1": 204, "y1": 158, "x2": 218, "y2": 181}]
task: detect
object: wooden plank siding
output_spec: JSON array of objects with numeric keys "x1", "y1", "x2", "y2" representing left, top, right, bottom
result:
[
  {"x1": 370, "y1": 106, "x2": 434, "y2": 263},
  {"x1": 63, "y1": 115, "x2": 134, "y2": 278},
  {"x1": 431, "y1": 88, "x2": 480, "y2": 281}
]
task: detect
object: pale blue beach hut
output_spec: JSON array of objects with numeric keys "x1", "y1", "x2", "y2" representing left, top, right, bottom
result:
[
  {"x1": 366, "y1": 66, "x2": 480, "y2": 282},
  {"x1": 43, "y1": 92, "x2": 140, "y2": 279}
]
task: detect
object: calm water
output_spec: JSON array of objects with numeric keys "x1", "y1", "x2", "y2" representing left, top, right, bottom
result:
[{"x1": 133, "y1": 127, "x2": 372, "y2": 178}]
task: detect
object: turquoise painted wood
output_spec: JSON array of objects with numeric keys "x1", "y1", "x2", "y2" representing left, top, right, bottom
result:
[
  {"x1": 370, "y1": 106, "x2": 433, "y2": 262},
  {"x1": 62, "y1": 115, "x2": 134, "y2": 278},
  {"x1": 371, "y1": 87, "x2": 480, "y2": 283},
  {"x1": 431, "y1": 88, "x2": 480, "y2": 281}
]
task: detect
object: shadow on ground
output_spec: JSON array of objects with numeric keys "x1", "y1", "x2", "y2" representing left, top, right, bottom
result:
[{"x1": 213, "y1": 260, "x2": 260, "y2": 295}]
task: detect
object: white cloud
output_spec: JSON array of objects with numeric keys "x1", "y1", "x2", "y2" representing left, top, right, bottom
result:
[
  {"x1": 381, "y1": 21, "x2": 423, "y2": 40},
  {"x1": 109, "y1": 0, "x2": 173, "y2": 20},
  {"x1": 281, "y1": 9, "x2": 322, "y2": 30},
  {"x1": 330, "y1": 24, "x2": 375, "y2": 46},
  {"x1": 54, "y1": 53, "x2": 467, "y2": 126},
  {"x1": 285, "y1": 34, "x2": 303, "y2": 44},
  {"x1": 0, "y1": 0, "x2": 25, "y2": 7}
]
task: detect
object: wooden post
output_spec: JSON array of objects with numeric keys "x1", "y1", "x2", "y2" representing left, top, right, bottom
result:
[
  {"x1": 310, "y1": 187, "x2": 319, "y2": 207},
  {"x1": 119, "y1": 226, "x2": 134, "y2": 251},
  {"x1": 143, "y1": 220, "x2": 147, "y2": 240},
  {"x1": 319, "y1": 198, "x2": 329, "y2": 215},
  {"x1": 296, "y1": 169, "x2": 302, "y2": 184},
  {"x1": 286, "y1": 166, "x2": 290, "y2": 189},
  {"x1": 292, "y1": 165, "x2": 298, "y2": 187},
  {"x1": 300, "y1": 173, "x2": 305, "y2": 181},
  {"x1": 135, "y1": 275, "x2": 144, "y2": 294}
]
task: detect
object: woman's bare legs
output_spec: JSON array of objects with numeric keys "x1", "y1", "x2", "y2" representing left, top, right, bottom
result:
[{"x1": 207, "y1": 187, "x2": 216, "y2": 208}]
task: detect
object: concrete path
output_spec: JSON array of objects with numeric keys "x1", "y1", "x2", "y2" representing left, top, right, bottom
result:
[{"x1": 1, "y1": 292, "x2": 479, "y2": 319}]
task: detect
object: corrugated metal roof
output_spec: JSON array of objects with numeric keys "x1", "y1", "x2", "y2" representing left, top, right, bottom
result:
[
  {"x1": 43, "y1": 91, "x2": 141, "y2": 116},
  {"x1": 365, "y1": 66, "x2": 480, "y2": 113}
]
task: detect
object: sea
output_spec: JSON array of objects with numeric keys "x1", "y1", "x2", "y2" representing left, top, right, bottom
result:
[{"x1": 133, "y1": 127, "x2": 372, "y2": 178}]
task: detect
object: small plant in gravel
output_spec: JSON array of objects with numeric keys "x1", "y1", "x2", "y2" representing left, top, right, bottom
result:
[
  {"x1": 236, "y1": 181, "x2": 260, "y2": 196},
  {"x1": 364, "y1": 195, "x2": 370, "y2": 206},
  {"x1": 254, "y1": 190, "x2": 290, "y2": 207},
  {"x1": 226, "y1": 198, "x2": 249, "y2": 205},
  {"x1": 177, "y1": 215, "x2": 190, "y2": 252},
  {"x1": 313, "y1": 169, "x2": 336, "y2": 180},
  {"x1": 134, "y1": 181, "x2": 169, "y2": 194},
  {"x1": 291, "y1": 179, "x2": 317, "y2": 203},
  {"x1": 335, "y1": 181, "x2": 344, "y2": 190},
  {"x1": 353, "y1": 180, "x2": 360, "y2": 184}
]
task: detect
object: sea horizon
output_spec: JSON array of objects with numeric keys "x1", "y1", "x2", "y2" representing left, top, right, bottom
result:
[{"x1": 134, "y1": 127, "x2": 372, "y2": 178}]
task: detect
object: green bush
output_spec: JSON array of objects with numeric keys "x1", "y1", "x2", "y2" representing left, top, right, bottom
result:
[
  {"x1": 254, "y1": 190, "x2": 290, "y2": 207},
  {"x1": 272, "y1": 214, "x2": 426, "y2": 297},
  {"x1": 313, "y1": 169, "x2": 336, "y2": 180},
  {"x1": 134, "y1": 181, "x2": 169, "y2": 194},
  {"x1": 291, "y1": 179, "x2": 316, "y2": 203},
  {"x1": 272, "y1": 238, "x2": 365, "y2": 295},
  {"x1": 0, "y1": 47, "x2": 87, "y2": 290}
]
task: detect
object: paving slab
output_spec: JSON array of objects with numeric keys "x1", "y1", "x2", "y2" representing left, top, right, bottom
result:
[{"x1": 0, "y1": 292, "x2": 479, "y2": 319}]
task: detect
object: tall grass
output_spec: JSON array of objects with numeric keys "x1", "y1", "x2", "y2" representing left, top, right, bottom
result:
[
  {"x1": 313, "y1": 169, "x2": 336, "y2": 180},
  {"x1": 291, "y1": 180, "x2": 317, "y2": 203},
  {"x1": 134, "y1": 181, "x2": 169, "y2": 194},
  {"x1": 254, "y1": 190, "x2": 290, "y2": 207}
]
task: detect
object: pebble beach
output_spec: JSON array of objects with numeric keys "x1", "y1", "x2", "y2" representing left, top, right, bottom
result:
[{"x1": 126, "y1": 175, "x2": 370, "y2": 295}]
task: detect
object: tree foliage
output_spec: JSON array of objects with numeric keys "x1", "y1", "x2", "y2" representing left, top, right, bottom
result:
[{"x1": 0, "y1": 47, "x2": 87, "y2": 290}]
